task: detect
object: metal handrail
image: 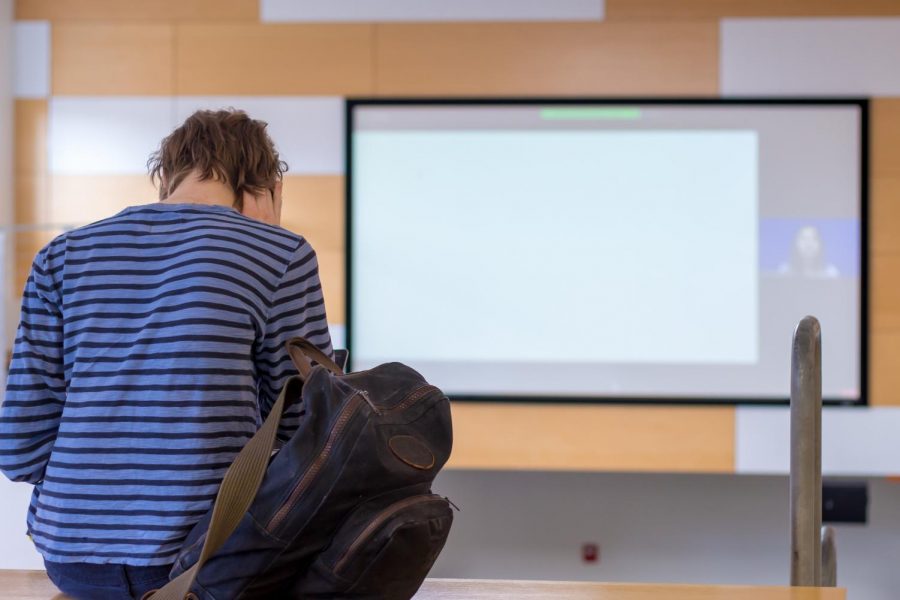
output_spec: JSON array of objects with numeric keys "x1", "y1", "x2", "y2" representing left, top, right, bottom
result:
[
  {"x1": 790, "y1": 316, "x2": 823, "y2": 586},
  {"x1": 789, "y1": 315, "x2": 835, "y2": 587}
]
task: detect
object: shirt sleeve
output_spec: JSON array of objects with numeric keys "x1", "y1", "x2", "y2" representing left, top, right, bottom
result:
[
  {"x1": 0, "y1": 248, "x2": 66, "y2": 484},
  {"x1": 255, "y1": 240, "x2": 333, "y2": 441}
]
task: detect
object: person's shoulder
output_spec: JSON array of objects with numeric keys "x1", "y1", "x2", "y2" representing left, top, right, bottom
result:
[
  {"x1": 216, "y1": 210, "x2": 309, "y2": 254},
  {"x1": 32, "y1": 208, "x2": 134, "y2": 259},
  {"x1": 56, "y1": 205, "x2": 150, "y2": 240},
  {"x1": 29, "y1": 213, "x2": 123, "y2": 273},
  {"x1": 227, "y1": 210, "x2": 304, "y2": 242}
]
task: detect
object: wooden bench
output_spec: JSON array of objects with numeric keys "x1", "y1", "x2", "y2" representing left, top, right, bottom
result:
[{"x1": 0, "y1": 570, "x2": 846, "y2": 599}]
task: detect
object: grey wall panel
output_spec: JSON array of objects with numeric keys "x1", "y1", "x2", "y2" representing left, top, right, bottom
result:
[
  {"x1": 262, "y1": 0, "x2": 604, "y2": 23},
  {"x1": 13, "y1": 21, "x2": 49, "y2": 99},
  {"x1": 736, "y1": 406, "x2": 900, "y2": 476},
  {"x1": 722, "y1": 18, "x2": 900, "y2": 95}
]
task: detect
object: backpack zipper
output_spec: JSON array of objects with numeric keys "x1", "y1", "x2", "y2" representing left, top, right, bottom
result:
[
  {"x1": 385, "y1": 384, "x2": 441, "y2": 412},
  {"x1": 266, "y1": 392, "x2": 366, "y2": 533},
  {"x1": 332, "y1": 494, "x2": 445, "y2": 574}
]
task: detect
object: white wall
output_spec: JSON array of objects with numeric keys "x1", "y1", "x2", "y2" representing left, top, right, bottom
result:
[
  {"x1": 431, "y1": 470, "x2": 900, "y2": 600},
  {"x1": 0, "y1": 0, "x2": 38, "y2": 572},
  {"x1": 0, "y1": 0, "x2": 12, "y2": 372}
]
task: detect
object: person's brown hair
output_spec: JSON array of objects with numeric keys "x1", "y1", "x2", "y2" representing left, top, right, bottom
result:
[{"x1": 148, "y1": 109, "x2": 288, "y2": 210}]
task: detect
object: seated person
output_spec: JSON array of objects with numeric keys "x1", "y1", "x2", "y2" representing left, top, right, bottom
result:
[{"x1": 0, "y1": 109, "x2": 333, "y2": 600}]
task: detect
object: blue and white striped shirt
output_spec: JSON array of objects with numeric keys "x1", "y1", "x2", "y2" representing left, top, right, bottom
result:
[{"x1": 0, "y1": 202, "x2": 333, "y2": 566}]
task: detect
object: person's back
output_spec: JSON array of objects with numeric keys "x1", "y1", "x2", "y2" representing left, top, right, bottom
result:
[{"x1": 0, "y1": 109, "x2": 332, "y2": 599}]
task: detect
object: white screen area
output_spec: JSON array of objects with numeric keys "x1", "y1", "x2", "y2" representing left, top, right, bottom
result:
[{"x1": 350, "y1": 104, "x2": 862, "y2": 401}]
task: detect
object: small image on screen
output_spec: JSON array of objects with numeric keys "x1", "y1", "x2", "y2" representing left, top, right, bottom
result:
[{"x1": 348, "y1": 101, "x2": 864, "y2": 404}]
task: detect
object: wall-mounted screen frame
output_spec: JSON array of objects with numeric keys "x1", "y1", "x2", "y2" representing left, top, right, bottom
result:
[{"x1": 345, "y1": 97, "x2": 868, "y2": 406}]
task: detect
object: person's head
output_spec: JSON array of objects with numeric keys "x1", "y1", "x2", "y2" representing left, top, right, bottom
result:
[
  {"x1": 147, "y1": 109, "x2": 287, "y2": 215},
  {"x1": 791, "y1": 225, "x2": 825, "y2": 271}
]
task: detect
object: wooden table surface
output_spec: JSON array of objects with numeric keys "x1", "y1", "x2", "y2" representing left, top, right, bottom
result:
[
  {"x1": 1, "y1": 571, "x2": 846, "y2": 600},
  {"x1": 416, "y1": 579, "x2": 846, "y2": 599}
]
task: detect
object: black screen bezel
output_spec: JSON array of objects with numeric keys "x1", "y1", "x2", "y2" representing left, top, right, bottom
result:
[{"x1": 344, "y1": 97, "x2": 869, "y2": 407}]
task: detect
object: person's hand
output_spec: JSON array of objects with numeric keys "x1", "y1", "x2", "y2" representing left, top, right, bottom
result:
[{"x1": 241, "y1": 180, "x2": 283, "y2": 226}]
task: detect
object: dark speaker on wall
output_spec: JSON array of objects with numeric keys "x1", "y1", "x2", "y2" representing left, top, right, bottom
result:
[{"x1": 823, "y1": 481, "x2": 868, "y2": 524}]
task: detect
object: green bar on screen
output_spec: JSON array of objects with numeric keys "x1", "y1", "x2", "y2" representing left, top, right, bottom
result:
[{"x1": 540, "y1": 107, "x2": 641, "y2": 120}]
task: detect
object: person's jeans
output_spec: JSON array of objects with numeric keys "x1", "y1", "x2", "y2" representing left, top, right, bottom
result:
[{"x1": 44, "y1": 560, "x2": 173, "y2": 600}]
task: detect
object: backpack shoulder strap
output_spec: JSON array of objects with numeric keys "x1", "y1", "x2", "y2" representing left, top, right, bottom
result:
[
  {"x1": 287, "y1": 337, "x2": 344, "y2": 379},
  {"x1": 148, "y1": 376, "x2": 297, "y2": 599}
]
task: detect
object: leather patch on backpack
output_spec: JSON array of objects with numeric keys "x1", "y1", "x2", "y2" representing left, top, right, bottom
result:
[{"x1": 389, "y1": 435, "x2": 436, "y2": 470}]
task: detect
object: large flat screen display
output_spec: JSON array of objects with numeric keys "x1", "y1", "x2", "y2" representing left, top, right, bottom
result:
[{"x1": 347, "y1": 99, "x2": 866, "y2": 404}]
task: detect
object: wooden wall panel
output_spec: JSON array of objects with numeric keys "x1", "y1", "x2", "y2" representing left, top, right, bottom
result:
[
  {"x1": 870, "y1": 176, "x2": 900, "y2": 255},
  {"x1": 871, "y1": 253, "x2": 900, "y2": 331},
  {"x1": 448, "y1": 404, "x2": 735, "y2": 472},
  {"x1": 280, "y1": 175, "x2": 343, "y2": 253},
  {"x1": 14, "y1": 100, "x2": 48, "y2": 227},
  {"x1": 175, "y1": 24, "x2": 374, "y2": 95},
  {"x1": 870, "y1": 331, "x2": 900, "y2": 406},
  {"x1": 14, "y1": 175, "x2": 47, "y2": 226},
  {"x1": 872, "y1": 99, "x2": 900, "y2": 178},
  {"x1": 14, "y1": 230, "x2": 62, "y2": 295},
  {"x1": 280, "y1": 175, "x2": 345, "y2": 323},
  {"x1": 374, "y1": 22, "x2": 719, "y2": 95},
  {"x1": 869, "y1": 179, "x2": 900, "y2": 405},
  {"x1": 48, "y1": 174, "x2": 156, "y2": 225},
  {"x1": 16, "y1": 0, "x2": 257, "y2": 21},
  {"x1": 315, "y1": 249, "x2": 345, "y2": 326},
  {"x1": 869, "y1": 99, "x2": 900, "y2": 405},
  {"x1": 52, "y1": 23, "x2": 175, "y2": 95},
  {"x1": 13, "y1": 99, "x2": 46, "y2": 177},
  {"x1": 606, "y1": 0, "x2": 900, "y2": 19}
]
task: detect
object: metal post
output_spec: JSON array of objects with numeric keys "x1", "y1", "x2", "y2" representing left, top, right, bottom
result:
[
  {"x1": 821, "y1": 526, "x2": 837, "y2": 587},
  {"x1": 790, "y1": 316, "x2": 822, "y2": 586}
]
